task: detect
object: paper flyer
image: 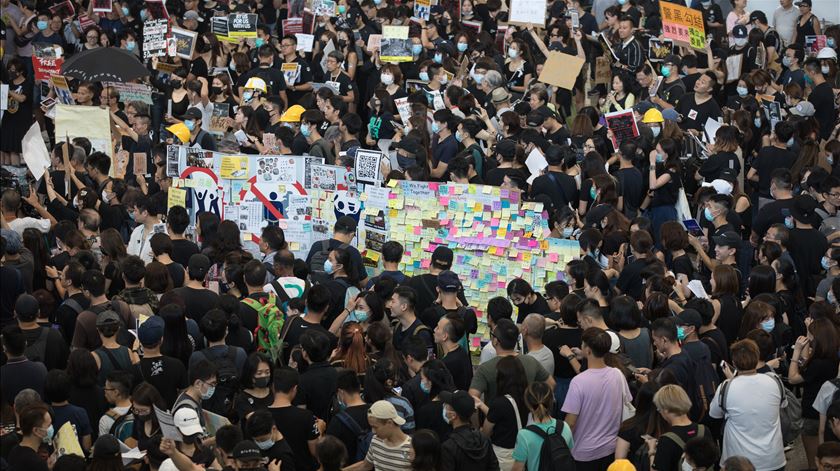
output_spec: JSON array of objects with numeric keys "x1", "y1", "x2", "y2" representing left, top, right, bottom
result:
[
  {"x1": 55, "y1": 422, "x2": 84, "y2": 458},
  {"x1": 220, "y1": 155, "x2": 250, "y2": 179}
]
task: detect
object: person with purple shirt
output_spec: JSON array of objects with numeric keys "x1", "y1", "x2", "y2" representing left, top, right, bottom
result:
[{"x1": 561, "y1": 327, "x2": 631, "y2": 471}]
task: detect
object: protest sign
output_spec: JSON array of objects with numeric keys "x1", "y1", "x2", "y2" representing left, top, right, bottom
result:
[
  {"x1": 598, "y1": 32, "x2": 618, "y2": 61},
  {"x1": 228, "y1": 13, "x2": 258, "y2": 38},
  {"x1": 725, "y1": 54, "x2": 742, "y2": 83},
  {"x1": 283, "y1": 17, "x2": 304, "y2": 35},
  {"x1": 660, "y1": 2, "x2": 705, "y2": 50},
  {"x1": 92, "y1": 0, "x2": 112, "y2": 13},
  {"x1": 134, "y1": 152, "x2": 148, "y2": 176},
  {"x1": 805, "y1": 35, "x2": 826, "y2": 54},
  {"x1": 145, "y1": 0, "x2": 169, "y2": 19},
  {"x1": 55, "y1": 104, "x2": 113, "y2": 161},
  {"x1": 143, "y1": 19, "x2": 169, "y2": 58},
  {"x1": 648, "y1": 38, "x2": 674, "y2": 62},
  {"x1": 605, "y1": 110, "x2": 639, "y2": 150},
  {"x1": 103, "y1": 82, "x2": 154, "y2": 104},
  {"x1": 50, "y1": 75, "x2": 75, "y2": 105},
  {"x1": 508, "y1": 0, "x2": 546, "y2": 26},
  {"x1": 55, "y1": 422, "x2": 84, "y2": 458},
  {"x1": 1, "y1": 84, "x2": 8, "y2": 112},
  {"x1": 296, "y1": 33, "x2": 315, "y2": 52},
  {"x1": 49, "y1": 0, "x2": 75, "y2": 20},
  {"x1": 367, "y1": 34, "x2": 382, "y2": 51},
  {"x1": 380, "y1": 26, "x2": 412, "y2": 62},
  {"x1": 595, "y1": 56, "x2": 611, "y2": 85},
  {"x1": 414, "y1": 0, "x2": 431, "y2": 20},
  {"x1": 211, "y1": 16, "x2": 231, "y2": 42},
  {"x1": 153, "y1": 406, "x2": 182, "y2": 441},
  {"x1": 32, "y1": 56, "x2": 63, "y2": 81},
  {"x1": 538, "y1": 51, "x2": 585, "y2": 91},
  {"x1": 210, "y1": 104, "x2": 230, "y2": 136},
  {"x1": 355, "y1": 150, "x2": 384, "y2": 185},
  {"x1": 394, "y1": 97, "x2": 411, "y2": 124},
  {"x1": 77, "y1": 13, "x2": 95, "y2": 30},
  {"x1": 171, "y1": 27, "x2": 198, "y2": 59},
  {"x1": 313, "y1": 0, "x2": 335, "y2": 17},
  {"x1": 22, "y1": 122, "x2": 51, "y2": 181}
]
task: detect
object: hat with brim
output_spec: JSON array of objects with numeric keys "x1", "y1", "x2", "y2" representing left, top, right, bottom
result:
[
  {"x1": 791, "y1": 194, "x2": 822, "y2": 226},
  {"x1": 712, "y1": 231, "x2": 741, "y2": 249},
  {"x1": 368, "y1": 400, "x2": 406, "y2": 425},
  {"x1": 166, "y1": 123, "x2": 191, "y2": 144},
  {"x1": 174, "y1": 407, "x2": 204, "y2": 436}
]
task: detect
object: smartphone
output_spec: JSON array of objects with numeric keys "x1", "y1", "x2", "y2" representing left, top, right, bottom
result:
[
  {"x1": 682, "y1": 219, "x2": 704, "y2": 237},
  {"x1": 41, "y1": 97, "x2": 56, "y2": 108},
  {"x1": 570, "y1": 9, "x2": 580, "y2": 29}
]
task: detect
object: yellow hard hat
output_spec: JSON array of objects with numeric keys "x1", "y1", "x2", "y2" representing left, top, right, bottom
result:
[
  {"x1": 642, "y1": 108, "x2": 664, "y2": 124},
  {"x1": 280, "y1": 104, "x2": 305, "y2": 123},
  {"x1": 607, "y1": 459, "x2": 637, "y2": 471},
  {"x1": 244, "y1": 77, "x2": 268, "y2": 93},
  {"x1": 166, "y1": 122, "x2": 190, "y2": 144}
]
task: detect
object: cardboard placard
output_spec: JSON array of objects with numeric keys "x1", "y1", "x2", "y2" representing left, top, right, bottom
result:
[
  {"x1": 648, "y1": 38, "x2": 674, "y2": 62},
  {"x1": 725, "y1": 54, "x2": 742, "y2": 83},
  {"x1": 414, "y1": 0, "x2": 431, "y2": 21},
  {"x1": 538, "y1": 51, "x2": 585, "y2": 91},
  {"x1": 660, "y1": 1, "x2": 705, "y2": 50},
  {"x1": 92, "y1": 0, "x2": 112, "y2": 13},
  {"x1": 50, "y1": 75, "x2": 75, "y2": 105},
  {"x1": 380, "y1": 26, "x2": 412, "y2": 63},
  {"x1": 508, "y1": 0, "x2": 546, "y2": 26},
  {"x1": 282, "y1": 17, "x2": 304, "y2": 35},
  {"x1": 296, "y1": 33, "x2": 315, "y2": 52},
  {"x1": 103, "y1": 81, "x2": 154, "y2": 104},
  {"x1": 171, "y1": 27, "x2": 198, "y2": 59},
  {"x1": 32, "y1": 56, "x2": 63, "y2": 81},
  {"x1": 228, "y1": 13, "x2": 258, "y2": 38},
  {"x1": 804, "y1": 35, "x2": 826, "y2": 55},
  {"x1": 210, "y1": 103, "x2": 230, "y2": 135},
  {"x1": 605, "y1": 110, "x2": 639, "y2": 149},
  {"x1": 49, "y1": 0, "x2": 75, "y2": 20},
  {"x1": 143, "y1": 19, "x2": 169, "y2": 59},
  {"x1": 134, "y1": 152, "x2": 148, "y2": 175},
  {"x1": 211, "y1": 16, "x2": 230, "y2": 41},
  {"x1": 594, "y1": 56, "x2": 611, "y2": 85},
  {"x1": 366, "y1": 34, "x2": 382, "y2": 51}
]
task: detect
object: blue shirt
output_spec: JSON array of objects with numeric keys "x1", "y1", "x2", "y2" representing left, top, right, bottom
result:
[{"x1": 52, "y1": 403, "x2": 93, "y2": 438}]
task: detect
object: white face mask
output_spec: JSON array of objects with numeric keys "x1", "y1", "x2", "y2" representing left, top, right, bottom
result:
[
  {"x1": 734, "y1": 37, "x2": 747, "y2": 47},
  {"x1": 381, "y1": 74, "x2": 394, "y2": 85}
]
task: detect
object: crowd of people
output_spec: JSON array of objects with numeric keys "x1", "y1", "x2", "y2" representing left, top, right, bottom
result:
[{"x1": 2, "y1": 0, "x2": 840, "y2": 469}]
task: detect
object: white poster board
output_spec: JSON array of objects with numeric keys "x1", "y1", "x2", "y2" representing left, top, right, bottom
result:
[{"x1": 508, "y1": 0, "x2": 546, "y2": 26}]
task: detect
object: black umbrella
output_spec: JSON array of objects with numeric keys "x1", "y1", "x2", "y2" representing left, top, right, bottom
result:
[{"x1": 61, "y1": 47, "x2": 149, "y2": 83}]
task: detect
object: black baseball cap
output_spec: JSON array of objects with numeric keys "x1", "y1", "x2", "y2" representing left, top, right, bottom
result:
[
  {"x1": 335, "y1": 216, "x2": 358, "y2": 234},
  {"x1": 231, "y1": 441, "x2": 262, "y2": 460},
  {"x1": 791, "y1": 194, "x2": 821, "y2": 226},
  {"x1": 439, "y1": 390, "x2": 475, "y2": 419},
  {"x1": 712, "y1": 231, "x2": 741, "y2": 249},
  {"x1": 188, "y1": 254, "x2": 212, "y2": 279},
  {"x1": 14, "y1": 294, "x2": 40, "y2": 322},
  {"x1": 748, "y1": 11, "x2": 767, "y2": 24},
  {"x1": 675, "y1": 309, "x2": 702, "y2": 330},
  {"x1": 732, "y1": 25, "x2": 748, "y2": 39},
  {"x1": 432, "y1": 246, "x2": 454, "y2": 269},
  {"x1": 795, "y1": 0, "x2": 811, "y2": 7},
  {"x1": 495, "y1": 140, "x2": 517, "y2": 160},
  {"x1": 437, "y1": 270, "x2": 461, "y2": 292},
  {"x1": 182, "y1": 107, "x2": 203, "y2": 121}
]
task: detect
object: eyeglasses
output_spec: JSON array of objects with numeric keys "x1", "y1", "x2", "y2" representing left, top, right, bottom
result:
[
  {"x1": 819, "y1": 463, "x2": 840, "y2": 471},
  {"x1": 827, "y1": 193, "x2": 840, "y2": 199},
  {"x1": 202, "y1": 380, "x2": 218, "y2": 388}
]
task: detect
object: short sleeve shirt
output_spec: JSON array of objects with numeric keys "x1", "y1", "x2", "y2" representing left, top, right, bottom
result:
[{"x1": 365, "y1": 435, "x2": 413, "y2": 471}]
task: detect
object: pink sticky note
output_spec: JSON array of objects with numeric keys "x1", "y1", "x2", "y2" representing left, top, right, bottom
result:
[
  {"x1": 440, "y1": 197, "x2": 450, "y2": 205},
  {"x1": 413, "y1": 226, "x2": 422, "y2": 235}
]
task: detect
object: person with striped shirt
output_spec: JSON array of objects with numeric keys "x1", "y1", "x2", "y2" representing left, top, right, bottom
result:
[
  {"x1": 616, "y1": 15, "x2": 644, "y2": 74},
  {"x1": 345, "y1": 400, "x2": 412, "y2": 471}
]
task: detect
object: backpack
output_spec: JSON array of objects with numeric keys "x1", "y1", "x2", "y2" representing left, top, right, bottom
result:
[
  {"x1": 309, "y1": 241, "x2": 349, "y2": 285},
  {"x1": 662, "y1": 425, "x2": 706, "y2": 471},
  {"x1": 89, "y1": 301, "x2": 136, "y2": 348},
  {"x1": 719, "y1": 372, "x2": 802, "y2": 444},
  {"x1": 107, "y1": 408, "x2": 136, "y2": 447},
  {"x1": 335, "y1": 410, "x2": 373, "y2": 463},
  {"x1": 525, "y1": 423, "x2": 575, "y2": 471},
  {"x1": 690, "y1": 355, "x2": 719, "y2": 423},
  {"x1": 201, "y1": 346, "x2": 240, "y2": 418},
  {"x1": 23, "y1": 327, "x2": 50, "y2": 364},
  {"x1": 243, "y1": 293, "x2": 285, "y2": 364}
]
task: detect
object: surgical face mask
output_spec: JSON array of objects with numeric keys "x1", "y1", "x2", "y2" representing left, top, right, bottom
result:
[
  {"x1": 374, "y1": 0, "x2": 382, "y2": 4},
  {"x1": 300, "y1": 123, "x2": 311, "y2": 138},
  {"x1": 562, "y1": 226, "x2": 573, "y2": 238},
  {"x1": 754, "y1": 117, "x2": 762, "y2": 127},
  {"x1": 338, "y1": 5, "x2": 347, "y2": 14},
  {"x1": 823, "y1": 256, "x2": 833, "y2": 270},
  {"x1": 455, "y1": 130, "x2": 463, "y2": 142},
  {"x1": 256, "y1": 37, "x2": 265, "y2": 48},
  {"x1": 431, "y1": 122, "x2": 441, "y2": 133},
  {"x1": 122, "y1": 6, "x2": 130, "y2": 16},
  {"x1": 433, "y1": 53, "x2": 443, "y2": 63},
  {"x1": 704, "y1": 207, "x2": 715, "y2": 222},
  {"x1": 420, "y1": 380, "x2": 431, "y2": 394},
  {"x1": 656, "y1": 152, "x2": 665, "y2": 163},
  {"x1": 184, "y1": 119, "x2": 196, "y2": 131},
  {"x1": 786, "y1": 137, "x2": 794, "y2": 147},
  {"x1": 661, "y1": 66, "x2": 671, "y2": 78},
  {"x1": 701, "y1": 0, "x2": 711, "y2": 7},
  {"x1": 255, "y1": 438, "x2": 274, "y2": 450},
  {"x1": 419, "y1": 71, "x2": 430, "y2": 81},
  {"x1": 412, "y1": 44, "x2": 423, "y2": 55},
  {"x1": 473, "y1": 73, "x2": 484, "y2": 84},
  {"x1": 441, "y1": 407, "x2": 451, "y2": 424},
  {"x1": 736, "y1": 86, "x2": 749, "y2": 97},
  {"x1": 734, "y1": 37, "x2": 747, "y2": 47},
  {"x1": 381, "y1": 73, "x2": 394, "y2": 85},
  {"x1": 760, "y1": 318, "x2": 775, "y2": 332},
  {"x1": 676, "y1": 326, "x2": 686, "y2": 341},
  {"x1": 457, "y1": 42, "x2": 468, "y2": 52},
  {"x1": 617, "y1": 0, "x2": 626, "y2": 4},
  {"x1": 681, "y1": 459, "x2": 694, "y2": 471},
  {"x1": 37, "y1": 20, "x2": 48, "y2": 30},
  {"x1": 651, "y1": 126, "x2": 661, "y2": 138},
  {"x1": 828, "y1": 38, "x2": 836, "y2": 48},
  {"x1": 102, "y1": 190, "x2": 111, "y2": 203},
  {"x1": 254, "y1": 376, "x2": 271, "y2": 388},
  {"x1": 352, "y1": 310, "x2": 369, "y2": 322},
  {"x1": 229, "y1": 60, "x2": 237, "y2": 70},
  {"x1": 243, "y1": 91, "x2": 254, "y2": 102},
  {"x1": 822, "y1": 65, "x2": 831, "y2": 75},
  {"x1": 323, "y1": 259, "x2": 334, "y2": 274},
  {"x1": 201, "y1": 384, "x2": 216, "y2": 400},
  {"x1": 784, "y1": 216, "x2": 794, "y2": 229},
  {"x1": 590, "y1": 187, "x2": 597, "y2": 200},
  {"x1": 783, "y1": 56, "x2": 792, "y2": 67},
  {"x1": 508, "y1": 48, "x2": 519, "y2": 59},
  {"x1": 140, "y1": 9, "x2": 148, "y2": 20},
  {"x1": 439, "y1": 75, "x2": 448, "y2": 84},
  {"x1": 126, "y1": 40, "x2": 136, "y2": 51},
  {"x1": 42, "y1": 425, "x2": 55, "y2": 443}
]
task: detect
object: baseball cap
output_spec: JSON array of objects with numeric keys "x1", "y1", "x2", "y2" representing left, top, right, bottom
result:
[
  {"x1": 231, "y1": 441, "x2": 262, "y2": 460},
  {"x1": 661, "y1": 108, "x2": 680, "y2": 122},
  {"x1": 439, "y1": 390, "x2": 475, "y2": 418},
  {"x1": 748, "y1": 10, "x2": 767, "y2": 24},
  {"x1": 182, "y1": 107, "x2": 203, "y2": 121},
  {"x1": 188, "y1": 254, "x2": 212, "y2": 279},
  {"x1": 0, "y1": 229, "x2": 22, "y2": 255},
  {"x1": 368, "y1": 400, "x2": 406, "y2": 425},
  {"x1": 92, "y1": 434, "x2": 121, "y2": 458},
  {"x1": 537, "y1": 105, "x2": 559, "y2": 122},
  {"x1": 396, "y1": 136, "x2": 422, "y2": 154},
  {"x1": 432, "y1": 245, "x2": 454, "y2": 269},
  {"x1": 795, "y1": 0, "x2": 811, "y2": 6},
  {"x1": 174, "y1": 407, "x2": 204, "y2": 436},
  {"x1": 662, "y1": 54, "x2": 681, "y2": 67},
  {"x1": 675, "y1": 308, "x2": 703, "y2": 330},
  {"x1": 789, "y1": 101, "x2": 816, "y2": 117},
  {"x1": 495, "y1": 139, "x2": 517, "y2": 160},
  {"x1": 437, "y1": 270, "x2": 461, "y2": 292},
  {"x1": 14, "y1": 294, "x2": 40, "y2": 322},
  {"x1": 791, "y1": 194, "x2": 821, "y2": 226},
  {"x1": 280, "y1": 104, "x2": 305, "y2": 122},
  {"x1": 633, "y1": 101, "x2": 655, "y2": 115},
  {"x1": 732, "y1": 25, "x2": 748, "y2": 39},
  {"x1": 184, "y1": 10, "x2": 204, "y2": 22},
  {"x1": 138, "y1": 315, "x2": 165, "y2": 346},
  {"x1": 703, "y1": 179, "x2": 733, "y2": 196},
  {"x1": 712, "y1": 231, "x2": 741, "y2": 249},
  {"x1": 526, "y1": 110, "x2": 545, "y2": 128},
  {"x1": 96, "y1": 310, "x2": 121, "y2": 327},
  {"x1": 335, "y1": 215, "x2": 358, "y2": 234}
]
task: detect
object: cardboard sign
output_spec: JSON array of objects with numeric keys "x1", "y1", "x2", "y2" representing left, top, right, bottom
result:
[
  {"x1": 92, "y1": 0, "x2": 112, "y2": 13},
  {"x1": 49, "y1": 0, "x2": 75, "y2": 20},
  {"x1": 538, "y1": 51, "x2": 585, "y2": 91},
  {"x1": 211, "y1": 16, "x2": 230, "y2": 41},
  {"x1": 282, "y1": 17, "x2": 304, "y2": 35},
  {"x1": 648, "y1": 38, "x2": 674, "y2": 62},
  {"x1": 171, "y1": 27, "x2": 198, "y2": 59},
  {"x1": 32, "y1": 56, "x2": 63, "y2": 81},
  {"x1": 594, "y1": 56, "x2": 611, "y2": 85},
  {"x1": 508, "y1": 0, "x2": 546, "y2": 26},
  {"x1": 414, "y1": 0, "x2": 431, "y2": 21},
  {"x1": 367, "y1": 34, "x2": 382, "y2": 51},
  {"x1": 605, "y1": 110, "x2": 639, "y2": 149},
  {"x1": 143, "y1": 19, "x2": 169, "y2": 59},
  {"x1": 103, "y1": 82, "x2": 154, "y2": 104},
  {"x1": 51, "y1": 75, "x2": 75, "y2": 105},
  {"x1": 660, "y1": 2, "x2": 705, "y2": 50},
  {"x1": 228, "y1": 13, "x2": 258, "y2": 38},
  {"x1": 134, "y1": 152, "x2": 148, "y2": 175},
  {"x1": 210, "y1": 103, "x2": 230, "y2": 135},
  {"x1": 805, "y1": 35, "x2": 826, "y2": 55}
]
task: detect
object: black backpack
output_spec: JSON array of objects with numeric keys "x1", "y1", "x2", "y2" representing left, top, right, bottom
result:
[
  {"x1": 309, "y1": 241, "x2": 349, "y2": 285},
  {"x1": 525, "y1": 423, "x2": 575, "y2": 471},
  {"x1": 201, "y1": 346, "x2": 240, "y2": 418},
  {"x1": 335, "y1": 410, "x2": 373, "y2": 463},
  {"x1": 23, "y1": 327, "x2": 50, "y2": 364}
]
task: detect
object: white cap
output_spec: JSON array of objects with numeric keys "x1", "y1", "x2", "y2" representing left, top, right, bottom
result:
[
  {"x1": 606, "y1": 330, "x2": 621, "y2": 354},
  {"x1": 817, "y1": 47, "x2": 838, "y2": 60},
  {"x1": 701, "y1": 179, "x2": 734, "y2": 196},
  {"x1": 173, "y1": 407, "x2": 204, "y2": 436},
  {"x1": 789, "y1": 101, "x2": 816, "y2": 117}
]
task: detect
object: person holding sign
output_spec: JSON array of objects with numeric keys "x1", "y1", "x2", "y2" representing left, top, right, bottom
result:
[
  {"x1": 280, "y1": 34, "x2": 315, "y2": 105},
  {"x1": 324, "y1": 51, "x2": 356, "y2": 109}
]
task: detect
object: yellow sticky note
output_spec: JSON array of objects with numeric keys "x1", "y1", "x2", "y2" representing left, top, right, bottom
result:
[{"x1": 168, "y1": 187, "x2": 187, "y2": 209}]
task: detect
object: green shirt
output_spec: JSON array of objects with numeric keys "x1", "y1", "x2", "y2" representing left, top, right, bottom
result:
[
  {"x1": 470, "y1": 354, "x2": 550, "y2": 403},
  {"x1": 512, "y1": 419, "x2": 574, "y2": 471}
]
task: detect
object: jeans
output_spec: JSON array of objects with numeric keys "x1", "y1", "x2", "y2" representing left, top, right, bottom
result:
[{"x1": 648, "y1": 204, "x2": 678, "y2": 247}]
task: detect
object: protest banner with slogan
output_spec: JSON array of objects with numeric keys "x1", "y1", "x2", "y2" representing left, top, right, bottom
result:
[
  {"x1": 508, "y1": 0, "x2": 546, "y2": 26},
  {"x1": 170, "y1": 27, "x2": 198, "y2": 59},
  {"x1": 805, "y1": 35, "x2": 826, "y2": 54},
  {"x1": 143, "y1": 19, "x2": 169, "y2": 58},
  {"x1": 32, "y1": 56, "x2": 63, "y2": 81},
  {"x1": 210, "y1": 104, "x2": 230, "y2": 136},
  {"x1": 282, "y1": 17, "x2": 304, "y2": 35},
  {"x1": 103, "y1": 82, "x2": 154, "y2": 104},
  {"x1": 660, "y1": 2, "x2": 705, "y2": 50},
  {"x1": 211, "y1": 16, "x2": 231, "y2": 41},
  {"x1": 77, "y1": 13, "x2": 95, "y2": 30},
  {"x1": 228, "y1": 13, "x2": 258, "y2": 38},
  {"x1": 538, "y1": 51, "x2": 585, "y2": 91},
  {"x1": 92, "y1": 0, "x2": 112, "y2": 13},
  {"x1": 605, "y1": 109, "x2": 640, "y2": 150},
  {"x1": 50, "y1": 75, "x2": 75, "y2": 105},
  {"x1": 380, "y1": 26, "x2": 412, "y2": 62}
]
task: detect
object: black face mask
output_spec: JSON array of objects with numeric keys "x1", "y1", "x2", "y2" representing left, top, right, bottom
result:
[
  {"x1": 337, "y1": 39, "x2": 347, "y2": 49},
  {"x1": 211, "y1": 86, "x2": 223, "y2": 95},
  {"x1": 171, "y1": 79, "x2": 183, "y2": 89},
  {"x1": 254, "y1": 377, "x2": 271, "y2": 388},
  {"x1": 182, "y1": 434, "x2": 202, "y2": 444}
]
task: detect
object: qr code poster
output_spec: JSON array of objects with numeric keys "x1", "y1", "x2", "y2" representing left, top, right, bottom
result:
[
  {"x1": 256, "y1": 156, "x2": 296, "y2": 183},
  {"x1": 311, "y1": 164, "x2": 337, "y2": 190},
  {"x1": 354, "y1": 149, "x2": 383, "y2": 185}
]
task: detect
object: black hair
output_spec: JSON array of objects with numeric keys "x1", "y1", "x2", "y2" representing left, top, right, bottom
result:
[
  {"x1": 487, "y1": 296, "x2": 513, "y2": 324},
  {"x1": 245, "y1": 409, "x2": 275, "y2": 438},
  {"x1": 189, "y1": 359, "x2": 218, "y2": 384},
  {"x1": 273, "y1": 366, "x2": 299, "y2": 393},
  {"x1": 300, "y1": 329, "x2": 332, "y2": 362},
  {"x1": 201, "y1": 309, "x2": 229, "y2": 342},
  {"x1": 307, "y1": 284, "x2": 332, "y2": 314}
]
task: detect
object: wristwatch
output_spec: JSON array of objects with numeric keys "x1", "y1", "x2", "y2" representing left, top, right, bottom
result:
[{"x1": 566, "y1": 354, "x2": 576, "y2": 361}]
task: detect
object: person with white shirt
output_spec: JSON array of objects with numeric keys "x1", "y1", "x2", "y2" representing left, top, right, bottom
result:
[
  {"x1": 773, "y1": 0, "x2": 799, "y2": 46},
  {"x1": 523, "y1": 313, "x2": 555, "y2": 376},
  {"x1": 709, "y1": 338, "x2": 786, "y2": 471},
  {"x1": 1, "y1": 188, "x2": 56, "y2": 236},
  {"x1": 127, "y1": 193, "x2": 167, "y2": 264}
]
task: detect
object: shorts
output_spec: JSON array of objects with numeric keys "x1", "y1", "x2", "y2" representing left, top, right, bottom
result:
[{"x1": 803, "y1": 417, "x2": 820, "y2": 436}]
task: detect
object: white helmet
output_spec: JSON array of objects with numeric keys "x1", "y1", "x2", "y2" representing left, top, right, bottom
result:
[
  {"x1": 817, "y1": 47, "x2": 838, "y2": 60},
  {"x1": 244, "y1": 77, "x2": 268, "y2": 93}
]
